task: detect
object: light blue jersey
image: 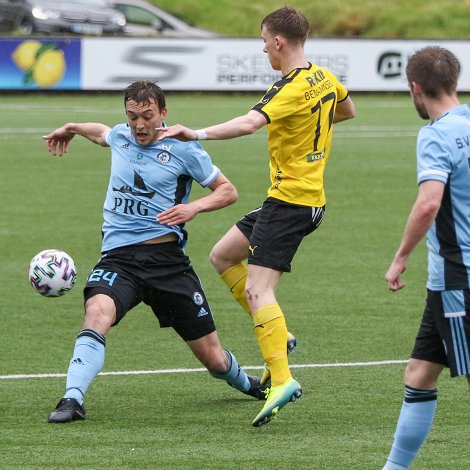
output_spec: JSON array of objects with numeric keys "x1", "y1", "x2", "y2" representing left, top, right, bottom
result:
[
  {"x1": 101, "y1": 124, "x2": 219, "y2": 252},
  {"x1": 417, "y1": 104, "x2": 470, "y2": 290}
]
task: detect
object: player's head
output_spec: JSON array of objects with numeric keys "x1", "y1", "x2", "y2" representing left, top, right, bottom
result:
[
  {"x1": 260, "y1": 8, "x2": 309, "y2": 71},
  {"x1": 123, "y1": 81, "x2": 168, "y2": 146},
  {"x1": 406, "y1": 47, "x2": 460, "y2": 119},
  {"x1": 261, "y1": 7, "x2": 310, "y2": 46},
  {"x1": 406, "y1": 46, "x2": 460, "y2": 98},
  {"x1": 123, "y1": 80, "x2": 166, "y2": 110}
]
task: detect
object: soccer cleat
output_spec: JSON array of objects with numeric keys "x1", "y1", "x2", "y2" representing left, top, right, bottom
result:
[
  {"x1": 260, "y1": 331, "x2": 298, "y2": 386},
  {"x1": 48, "y1": 398, "x2": 86, "y2": 423},
  {"x1": 286, "y1": 331, "x2": 298, "y2": 354},
  {"x1": 252, "y1": 377, "x2": 302, "y2": 427},
  {"x1": 228, "y1": 374, "x2": 268, "y2": 400}
]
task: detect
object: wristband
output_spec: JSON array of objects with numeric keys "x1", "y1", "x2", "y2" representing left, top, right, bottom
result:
[{"x1": 195, "y1": 129, "x2": 208, "y2": 140}]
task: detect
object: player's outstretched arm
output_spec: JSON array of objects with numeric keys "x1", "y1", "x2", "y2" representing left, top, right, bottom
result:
[
  {"x1": 157, "y1": 110, "x2": 267, "y2": 142},
  {"x1": 43, "y1": 123, "x2": 111, "y2": 156},
  {"x1": 157, "y1": 173, "x2": 237, "y2": 226}
]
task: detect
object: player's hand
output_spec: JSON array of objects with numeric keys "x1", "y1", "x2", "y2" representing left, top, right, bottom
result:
[
  {"x1": 385, "y1": 258, "x2": 407, "y2": 291},
  {"x1": 43, "y1": 127, "x2": 75, "y2": 156},
  {"x1": 156, "y1": 124, "x2": 197, "y2": 142},
  {"x1": 157, "y1": 204, "x2": 198, "y2": 226}
]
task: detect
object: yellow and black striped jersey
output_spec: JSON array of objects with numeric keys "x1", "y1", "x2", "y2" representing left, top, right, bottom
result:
[{"x1": 252, "y1": 62, "x2": 349, "y2": 207}]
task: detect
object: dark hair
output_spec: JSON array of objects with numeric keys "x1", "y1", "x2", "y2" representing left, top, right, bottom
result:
[
  {"x1": 406, "y1": 47, "x2": 460, "y2": 98},
  {"x1": 123, "y1": 80, "x2": 166, "y2": 110},
  {"x1": 261, "y1": 7, "x2": 310, "y2": 45}
]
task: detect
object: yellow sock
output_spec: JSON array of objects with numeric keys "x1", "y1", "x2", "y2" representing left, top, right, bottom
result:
[
  {"x1": 253, "y1": 303, "x2": 291, "y2": 387},
  {"x1": 220, "y1": 263, "x2": 250, "y2": 314}
]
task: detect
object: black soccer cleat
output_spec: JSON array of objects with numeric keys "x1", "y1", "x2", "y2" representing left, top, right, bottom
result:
[
  {"x1": 48, "y1": 398, "x2": 86, "y2": 424},
  {"x1": 228, "y1": 374, "x2": 269, "y2": 400}
]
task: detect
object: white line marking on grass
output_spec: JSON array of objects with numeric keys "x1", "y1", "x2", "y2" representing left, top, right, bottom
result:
[
  {"x1": 0, "y1": 125, "x2": 419, "y2": 140},
  {"x1": 0, "y1": 359, "x2": 408, "y2": 380}
]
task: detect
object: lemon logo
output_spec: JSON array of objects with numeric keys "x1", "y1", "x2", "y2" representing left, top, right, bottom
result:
[
  {"x1": 12, "y1": 41, "x2": 66, "y2": 88},
  {"x1": 12, "y1": 40, "x2": 42, "y2": 71},
  {"x1": 32, "y1": 50, "x2": 66, "y2": 88}
]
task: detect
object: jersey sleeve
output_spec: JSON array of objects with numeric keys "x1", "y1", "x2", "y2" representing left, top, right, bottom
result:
[
  {"x1": 333, "y1": 74, "x2": 349, "y2": 102},
  {"x1": 183, "y1": 141, "x2": 220, "y2": 187},
  {"x1": 252, "y1": 78, "x2": 300, "y2": 123},
  {"x1": 105, "y1": 124, "x2": 120, "y2": 147},
  {"x1": 417, "y1": 126, "x2": 451, "y2": 185}
]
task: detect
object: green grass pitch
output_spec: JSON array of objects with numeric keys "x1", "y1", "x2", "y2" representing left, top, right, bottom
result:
[{"x1": 0, "y1": 93, "x2": 468, "y2": 469}]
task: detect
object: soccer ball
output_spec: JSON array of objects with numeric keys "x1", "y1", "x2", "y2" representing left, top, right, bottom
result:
[{"x1": 29, "y1": 249, "x2": 77, "y2": 297}]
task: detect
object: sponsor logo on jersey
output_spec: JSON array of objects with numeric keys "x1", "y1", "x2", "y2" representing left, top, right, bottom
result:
[
  {"x1": 121, "y1": 143, "x2": 130, "y2": 149},
  {"x1": 306, "y1": 151, "x2": 325, "y2": 162},
  {"x1": 112, "y1": 170, "x2": 155, "y2": 199},
  {"x1": 156, "y1": 143, "x2": 174, "y2": 152}
]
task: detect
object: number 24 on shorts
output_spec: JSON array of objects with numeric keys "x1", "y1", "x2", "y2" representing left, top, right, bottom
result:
[{"x1": 88, "y1": 269, "x2": 118, "y2": 286}]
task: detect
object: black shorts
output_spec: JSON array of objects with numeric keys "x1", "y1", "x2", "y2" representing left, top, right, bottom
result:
[
  {"x1": 83, "y1": 242, "x2": 216, "y2": 341},
  {"x1": 411, "y1": 289, "x2": 470, "y2": 377},
  {"x1": 236, "y1": 197, "x2": 325, "y2": 272}
]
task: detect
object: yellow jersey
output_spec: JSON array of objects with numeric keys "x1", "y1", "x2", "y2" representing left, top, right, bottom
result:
[{"x1": 252, "y1": 63, "x2": 349, "y2": 207}]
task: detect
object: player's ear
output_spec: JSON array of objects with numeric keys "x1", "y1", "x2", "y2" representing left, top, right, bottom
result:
[
  {"x1": 410, "y1": 82, "x2": 422, "y2": 94},
  {"x1": 160, "y1": 107, "x2": 168, "y2": 119}
]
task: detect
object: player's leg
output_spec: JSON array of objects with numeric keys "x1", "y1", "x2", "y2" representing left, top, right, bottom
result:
[
  {"x1": 148, "y1": 253, "x2": 266, "y2": 402},
  {"x1": 382, "y1": 359, "x2": 443, "y2": 470},
  {"x1": 247, "y1": 266, "x2": 289, "y2": 388},
  {"x1": 187, "y1": 331, "x2": 266, "y2": 400},
  {"x1": 247, "y1": 264, "x2": 302, "y2": 426},
  {"x1": 48, "y1": 251, "x2": 140, "y2": 424},
  {"x1": 210, "y1": 224, "x2": 251, "y2": 314},
  {"x1": 245, "y1": 200, "x2": 324, "y2": 426},
  {"x1": 383, "y1": 289, "x2": 470, "y2": 469},
  {"x1": 48, "y1": 294, "x2": 115, "y2": 423},
  {"x1": 210, "y1": 215, "x2": 298, "y2": 385}
]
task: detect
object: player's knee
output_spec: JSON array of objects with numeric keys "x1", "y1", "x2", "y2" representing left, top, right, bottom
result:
[
  {"x1": 403, "y1": 359, "x2": 441, "y2": 390},
  {"x1": 83, "y1": 294, "x2": 116, "y2": 333},
  {"x1": 209, "y1": 245, "x2": 221, "y2": 269},
  {"x1": 209, "y1": 244, "x2": 232, "y2": 274}
]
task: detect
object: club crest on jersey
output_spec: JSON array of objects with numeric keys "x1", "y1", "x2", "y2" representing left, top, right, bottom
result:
[
  {"x1": 193, "y1": 292, "x2": 204, "y2": 305},
  {"x1": 156, "y1": 151, "x2": 171, "y2": 164}
]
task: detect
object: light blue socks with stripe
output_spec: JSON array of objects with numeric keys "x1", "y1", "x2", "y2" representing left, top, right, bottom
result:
[
  {"x1": 63, "y1": 329, "x2": 106, "y2": 404},
  {"x1": 383, "y1": 386, "x2": 437, "y2": 469},
  {"x1": 209, "y1": 349, "x2": 250, "y2": 392}
]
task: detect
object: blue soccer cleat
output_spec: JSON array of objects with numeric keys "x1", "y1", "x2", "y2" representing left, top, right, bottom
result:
[{"x1": 252, "y1": 377, "x2": 302, "y2": 427}]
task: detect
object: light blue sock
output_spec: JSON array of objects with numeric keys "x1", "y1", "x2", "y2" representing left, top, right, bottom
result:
[
  {"x1": 383, "y1": 387, "x2": 437, "y2": 470},
  {"x1": 63, "y1": 329, "x2": 106, "y2": 404},
  {"x1": 209, "y1": 349, "x2": 250, "y2": 392}
]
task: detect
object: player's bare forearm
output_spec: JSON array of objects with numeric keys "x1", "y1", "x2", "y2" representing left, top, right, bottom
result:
[
  {"x1": 156, "y1": 204, "x2": 199, "y2": 226},
  {"x1": 157, "y1": 175, "x2": 238, "y2": 226},
  {"x1": 386, "y1": 180, "x2": 444, "y2": 291},
  {"x1": 202, "y1": 111, "x2": 266, "y2": 139},
  {"x1": 157, "y1": 110, "x2": 266, "y2": 141},
  {"x1": 193, "y1": 179, "x2": 238, "y2": 214},
  {"x1": 395, "y1": 182, "x2": 443, "y2": 259},
  {"x1": 66, "y1": 123, "x2": 110, "y2": 146},
  {"x1": 43, "y1": 123, "x2": 110, "y2": 156}
]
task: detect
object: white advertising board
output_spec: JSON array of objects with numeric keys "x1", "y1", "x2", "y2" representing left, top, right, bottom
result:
[{"x1": 81, "y1": 38, "x2": 470, "y2": 92}]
